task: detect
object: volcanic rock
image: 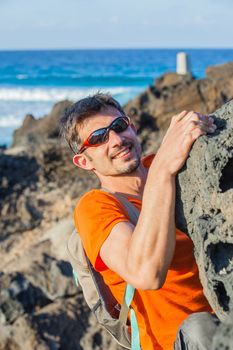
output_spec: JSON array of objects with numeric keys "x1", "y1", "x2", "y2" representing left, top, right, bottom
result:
[
  {"x1": 176, "y1": 100, "x2": 233, "y2": 322},
  {"x1": 212, "y1": 313, "x2": 233, "y2": 349},
  {"x1": 124, "y1": 62, "x2": 233, "y2": 153},
  {"x1": 12, "y1": 100, "x2": 73, "y2": 149}
]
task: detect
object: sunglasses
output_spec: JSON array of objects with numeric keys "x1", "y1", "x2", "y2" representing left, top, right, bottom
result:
[{"x1": 77, "y1": 116, "x2": 130, "y2": 154}]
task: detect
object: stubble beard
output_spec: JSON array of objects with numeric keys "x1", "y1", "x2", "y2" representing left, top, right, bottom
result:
[
  {"x1": 114, "y1": 155, "x2": 141, "y2": 175},
  {"x1": 112, "y1": 143, "x2": 142, "y2": 175}
]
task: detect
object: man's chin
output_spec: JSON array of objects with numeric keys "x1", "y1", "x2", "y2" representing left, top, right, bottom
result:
[{"x1": 115, "y1": 157, "x2": 141, "y2": 175}]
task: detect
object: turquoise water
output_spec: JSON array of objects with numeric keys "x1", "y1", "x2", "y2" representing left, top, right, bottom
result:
[{"x1": 0, "y1": 49, "x2": 233, "y2": 146}]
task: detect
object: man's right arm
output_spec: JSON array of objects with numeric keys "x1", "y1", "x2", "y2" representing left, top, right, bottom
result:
[
  {"x1": 101, "y1": 165, "x2": 175, "y2": 290},
  {"x1": 100, "y1": 111, "x2": 216, "y2": 290}
]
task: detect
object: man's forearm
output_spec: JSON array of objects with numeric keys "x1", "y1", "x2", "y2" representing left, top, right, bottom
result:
[{"x1": 126, "y1": 157, "x2": 176, "y2": 290}]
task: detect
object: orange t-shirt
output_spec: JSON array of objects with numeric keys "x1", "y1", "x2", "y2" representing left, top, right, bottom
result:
[{"x1": 74, "y1": 155, "x2": 212, "y2": 350}]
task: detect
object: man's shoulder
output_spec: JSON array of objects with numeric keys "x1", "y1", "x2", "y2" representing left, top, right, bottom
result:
[
  {"x1": 142, "y1": 153, "x2": 155, "y2": 168},
  {"x1": 77, "y1": 188, "x2": 118, "y2": 204},
  {"x1": 75, "y1": 189, "x2": 124, "y2": 215},
  {"x1": 74, "y1": 188, "x2": 130, "y2": 248}
]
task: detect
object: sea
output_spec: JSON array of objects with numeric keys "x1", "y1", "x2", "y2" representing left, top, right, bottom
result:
[{"x1": 1, "y1": 48, "x2": 233, "y2": 147}]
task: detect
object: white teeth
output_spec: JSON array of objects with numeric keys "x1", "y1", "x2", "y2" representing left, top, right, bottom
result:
[{"x1": 114, "y1": 147, "x2": 130, "y2": 158}]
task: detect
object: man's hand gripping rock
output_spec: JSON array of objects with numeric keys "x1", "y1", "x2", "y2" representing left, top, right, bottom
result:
[{"x1": 157, "y1": 111, "x2": 217, "y2": 176}]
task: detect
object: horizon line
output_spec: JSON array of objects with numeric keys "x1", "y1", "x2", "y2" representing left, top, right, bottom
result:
[{"x1": 0, "y1": 47, "x2": 233, "y2": 52}]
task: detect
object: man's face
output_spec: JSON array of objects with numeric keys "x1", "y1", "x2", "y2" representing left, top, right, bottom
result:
[{"x1": 77, "y1": 107, "x2": 142, "y2": 177}]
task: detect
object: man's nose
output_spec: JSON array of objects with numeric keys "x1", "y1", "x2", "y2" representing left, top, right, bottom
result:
[{"x1": 108, "y1": 129, "x2": 123, "y2": 147}]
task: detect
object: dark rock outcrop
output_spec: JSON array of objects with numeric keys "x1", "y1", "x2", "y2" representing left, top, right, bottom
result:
[
  {"x1": 0, "y1": 100, "x2": 98, "y2": 244},
  {"x1": 0, "y1": 239, "x2": 76, "y2": 324},
  {"x1": 212, "y1": 313, "x2": 233, "y2": 349},
  {"x1": 175, "y1": 100, "x2": 233, "y2": 321},
  {"x1": 12, "y1": 100, "x2": 73, "y2": 149},
  {"x1": 0, "y1": 271, "x2": 51, "y2": 324},
  {"x1": 124, "y1": 62, "x2": 233, "y2": 153},
  {"x1": 0, "y1": 236, "x2": 120, "y2": 350},
  {"x1": 0, "y1": 293, "x2": 121, "y2": 350}
]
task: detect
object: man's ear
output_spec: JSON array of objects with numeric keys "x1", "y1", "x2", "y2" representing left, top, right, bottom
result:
[{"x1": 73, "y1": 154, "x2": 94, "y2": 171}]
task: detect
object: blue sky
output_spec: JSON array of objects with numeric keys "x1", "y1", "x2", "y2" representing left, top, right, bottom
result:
[{"x1": 0, "y1": 0, "x2": 232, "y2": 49}]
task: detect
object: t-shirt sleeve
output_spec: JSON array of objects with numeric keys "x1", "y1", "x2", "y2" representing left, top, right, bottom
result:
[{"x1": 74, "y1": 190, "x2": 130, "y2": 271}]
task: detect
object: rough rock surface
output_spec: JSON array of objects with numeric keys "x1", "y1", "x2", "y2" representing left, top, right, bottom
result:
[
  {"x1": 1, "y1": 62, "x2": 233, "y2": 349},
  {"x1": 176, "y1": 100, "x2": 233, "y2": 321},
  {"x1": 12, "y1": 100, "x2": 72, "y2": 149},
  {"x1": 212, "y1": 313, "x2": 233, "y2": 349}
]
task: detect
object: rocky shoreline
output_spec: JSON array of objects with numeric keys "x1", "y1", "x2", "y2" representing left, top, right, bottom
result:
[{"x1": 0, "y1": 62, "x2": 233, "y2": 349}]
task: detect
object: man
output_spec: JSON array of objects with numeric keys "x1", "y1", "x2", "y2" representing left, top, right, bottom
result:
[{"x1": 60, "y1": 93, "x2": 218, "y2": 349}]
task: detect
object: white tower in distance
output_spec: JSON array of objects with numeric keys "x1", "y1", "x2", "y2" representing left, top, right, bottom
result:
[{"x1": 176, "y1": 52, "x2": 191, "y2": 75}]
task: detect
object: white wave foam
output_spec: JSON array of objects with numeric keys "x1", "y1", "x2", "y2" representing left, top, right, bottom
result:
[
  {"x1": 16, "y1": 74, "x2": 28, "y2": 80},
  {"x1": 0, "y1": 115, "x2": 22, "y2": 127},
  {"x1": 0, "y1": 87, "x2": 137, "y2": 102}
]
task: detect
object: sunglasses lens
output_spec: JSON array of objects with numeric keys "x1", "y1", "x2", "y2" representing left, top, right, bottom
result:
[
  {"x1": 88, "y1": 128, "x2": 107, "y2": 145},
  {"x1": 86, "y1": 117, "x2": 129, "y2": 147},
  {"x1": 112, "y1": 117, "x2": 129, "y2": 133}
]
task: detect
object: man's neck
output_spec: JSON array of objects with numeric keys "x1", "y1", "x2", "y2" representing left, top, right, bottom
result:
[{"x1": 100, "y1": 164, "x2": 148, "y2": 198}]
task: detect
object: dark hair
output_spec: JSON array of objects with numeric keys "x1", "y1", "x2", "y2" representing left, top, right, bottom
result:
[{"x1": 60, "y1": 92, "x2": 126, "y2": 154}]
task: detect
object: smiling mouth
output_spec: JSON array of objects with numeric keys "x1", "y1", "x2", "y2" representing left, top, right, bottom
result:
[{"x1": 112, "y1": 145, "x2": 132, "y2": 159}]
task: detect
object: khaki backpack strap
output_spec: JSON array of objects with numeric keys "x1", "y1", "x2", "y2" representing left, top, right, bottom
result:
[
  {"x1": 101, "y1": 188, "x2": 140, "y2": 226},
  {"x1": 113, "y1": 193, "x2": 139, "y2": 227},
  {"x1": 118, "y1": 290, "x2": 130, "y2": 324}
]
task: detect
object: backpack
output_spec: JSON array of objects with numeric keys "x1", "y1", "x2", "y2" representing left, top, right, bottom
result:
[{"x1": 66, "y1": 191, "x2": 141, "y2": 349}]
